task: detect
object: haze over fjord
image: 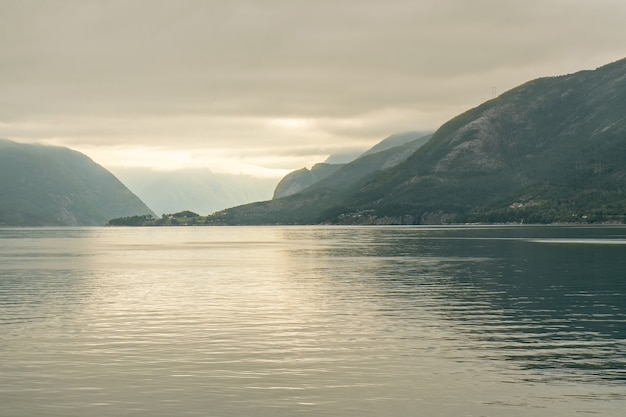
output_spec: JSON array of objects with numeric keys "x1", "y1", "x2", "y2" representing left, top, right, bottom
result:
[{"x1": 2, "y1": 0, "x2": 625, "y2": 177}]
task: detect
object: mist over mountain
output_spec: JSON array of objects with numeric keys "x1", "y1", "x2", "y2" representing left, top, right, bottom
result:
[
  {"x1": 308, "y1": 132, "x2": 433, "y2": 193},
  {"x1": 111, "y1": 168, "x2": 278, "y2": 216},
  {"x1": 0, "y1": 139, "x2": 153, "y2": 226},
  {"x1": 206, "y1": 58, "x2": 626, "y2": 225},
  {"x1": 273, "y1": 164, "x2": 344, "y2": 199},
  {"x1": 323, "y1": 151, "x2": 365, "y2": 165},
  {"x1": 359, "y1": 131, "x2": 432, "y2": 157},
  {"x1": 273, "y1": 132, "x2": 432, "y2": 199}
]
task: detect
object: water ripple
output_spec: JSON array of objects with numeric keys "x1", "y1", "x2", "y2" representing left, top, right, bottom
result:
[{"x1": 1, "y1": 226, "x2": 626, "y2": 416}]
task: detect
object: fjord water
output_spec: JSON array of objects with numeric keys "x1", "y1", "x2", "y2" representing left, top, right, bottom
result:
[{"x1": 1, "y1": 226, "x2": 625, "y2": 416}]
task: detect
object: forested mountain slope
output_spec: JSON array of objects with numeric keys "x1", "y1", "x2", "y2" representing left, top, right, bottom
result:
[
  {"x1": 0, "y1": 139, "x2": 154, "y2": 226},
  {"x1": 207, "y1": 58, "x2": 626, "y2": 225}
]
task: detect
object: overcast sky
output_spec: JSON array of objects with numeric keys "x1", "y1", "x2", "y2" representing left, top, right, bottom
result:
[{"x1": 2, "y1": 0, "x2": 625, "y2": 177}]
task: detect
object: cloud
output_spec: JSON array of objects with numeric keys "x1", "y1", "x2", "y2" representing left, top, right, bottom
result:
[{"x1": 1, "y1": 0, "x2": 625, "y2": 175}]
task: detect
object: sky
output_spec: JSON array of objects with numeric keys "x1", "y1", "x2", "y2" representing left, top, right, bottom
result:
[{"x1": 2, "y1": 0, "x2": 626, "y2": 178}]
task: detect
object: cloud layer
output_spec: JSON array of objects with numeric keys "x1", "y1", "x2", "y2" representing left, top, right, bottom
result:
[{"x1": 2, "y1": 0, "x2": 625, "y2": 175}]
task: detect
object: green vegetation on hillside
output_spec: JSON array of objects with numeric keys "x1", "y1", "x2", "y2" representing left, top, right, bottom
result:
[
  {"x1": 108, "y1": 211, "x2": 201, "y2": 226},
  {"x1": 203, "y1": 58, "x2": 626, "y2": 225}
]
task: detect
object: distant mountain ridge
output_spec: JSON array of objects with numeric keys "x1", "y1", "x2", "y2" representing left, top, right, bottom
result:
[
  {"x1": 273, "y1": 163, "x2": 343, "y2": 199},
  {"x1": 0, "y1": 139, "x2": 154, "y2": 226},
  {"x1": 273, "y1": 131, "x2": 432, "y2": 199},
  {"x1": 112, "y1": 168, "x2": 277, "y2": 216},
  {"x1": 359, "y1": 131, "x2": 431, "y2": 157},
  {"x1": 206, "y1": 57, "x2": 626, "y2": 225}
]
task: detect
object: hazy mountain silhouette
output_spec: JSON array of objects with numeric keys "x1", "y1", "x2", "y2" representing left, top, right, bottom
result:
[
  {"x1": 273, "y1": 163, "x2": 344, "y2": 199},
  {"x1": 273, "y1": 132, "x2": 431, "y2": 199},
  {"x1": 0, "y1": 139, "x2": 153, "y2": 226},
  {"x1": 112, "y1": 168, "x2": 278, "y2": 216}
]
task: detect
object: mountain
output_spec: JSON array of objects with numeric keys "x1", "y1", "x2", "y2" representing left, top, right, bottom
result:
[
  {"x1": 111, "y1": 168, "x2": 278, "y2": 216},
  {"x1": 0, "y1": 139, "x2": 154, "y2": 226},
  {"x1": 359, "y1": 131, "x2": 431, "y2": 157},
  {"x1": 335, "y1": 58, "x2": 626, "y2": 224},
  {"x1": 307, "y1": 132, "x2": 432, "y2": 193},
  {"x1": 273, "y1": 163, "x2": 343, "y2": 199},
  {"x1": 272, "y1": 132, "x2": 432, "y2": 199},
  {"x1": 206, "y1": 57, "x2": 626, "y2": 225},
  {"x1": 323, "y1": 151, "x2": 364, "y2": 164}
]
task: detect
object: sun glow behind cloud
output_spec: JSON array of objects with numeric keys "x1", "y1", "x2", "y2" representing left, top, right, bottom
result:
[
  {"x1": 268, "y1": 118, "x2": 313, "y2": 130},
  {"x1": 1, "y1": 0, "x2": 625, "y2": 176},
  {"x1": 75, "y1": 145, "x2": 300, "y2": 178}
]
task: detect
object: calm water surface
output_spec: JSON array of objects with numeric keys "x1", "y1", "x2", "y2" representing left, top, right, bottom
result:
[{"x1": 1, "y1": 225, "x2": 625, "y2": 416}]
